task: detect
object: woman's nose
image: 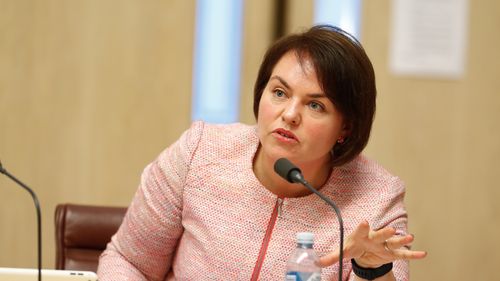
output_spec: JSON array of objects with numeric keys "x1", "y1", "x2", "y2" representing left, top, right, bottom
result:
[{"x1": 281, "y1": 101, "x2": 301, "y2": 125}]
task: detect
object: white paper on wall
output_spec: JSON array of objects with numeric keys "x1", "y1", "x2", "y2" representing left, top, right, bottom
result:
[{"x1": 389, "y1": 0, "x2": 469, "y2": 79}]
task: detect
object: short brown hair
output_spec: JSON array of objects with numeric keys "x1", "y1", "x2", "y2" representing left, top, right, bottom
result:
[{"x1": 253, "y1": 25, "x2": 376, "y2": 167}]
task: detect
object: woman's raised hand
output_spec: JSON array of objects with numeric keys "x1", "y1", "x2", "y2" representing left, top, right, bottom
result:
[{"x1": 318, "y1": 220, "x2": 427, "y2": 269}]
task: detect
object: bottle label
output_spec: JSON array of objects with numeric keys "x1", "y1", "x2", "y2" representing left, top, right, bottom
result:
[{"x1": 285, "y1": 271, "x2": 321, "y2": 281}]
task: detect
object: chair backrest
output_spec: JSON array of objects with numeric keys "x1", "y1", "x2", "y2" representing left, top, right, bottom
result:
[{"x1": 54, "y1": 203, "x2": 127, "y2": 272}]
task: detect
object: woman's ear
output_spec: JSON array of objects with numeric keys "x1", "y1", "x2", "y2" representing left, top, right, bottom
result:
[{"x1": 340, "y1": 120, "x2": 352, "y2": 140}]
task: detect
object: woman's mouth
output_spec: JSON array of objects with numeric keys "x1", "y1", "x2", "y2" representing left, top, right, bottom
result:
[{"x1": 272, "y1": 128, "x2": 299, "y2": 143}]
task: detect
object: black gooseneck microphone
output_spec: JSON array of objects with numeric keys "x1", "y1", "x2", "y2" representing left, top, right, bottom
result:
[
  {"x1": 0, "y1": 160, "x2": 42, "y2": 281},
  {"x1": 274, "y1": 158, "x2": 344, "y2": 281}
]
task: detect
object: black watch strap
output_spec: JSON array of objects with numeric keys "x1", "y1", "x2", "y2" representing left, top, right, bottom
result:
[{"x1": 351, "y1": 259, "x2": 393, "y2": 280}]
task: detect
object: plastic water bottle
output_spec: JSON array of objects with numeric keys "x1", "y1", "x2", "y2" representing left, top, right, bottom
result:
[{"x1": 285, "y1": 232, "x2": 321, "y2": 281}]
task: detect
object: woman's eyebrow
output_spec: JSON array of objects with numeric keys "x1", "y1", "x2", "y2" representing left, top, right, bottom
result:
[
  {"x1": 269, "y1": 75, "x2": 291, "y2": 90},
  {"x1": 270, "y1": 76, "x2": 326, "y2": 98},
  {"x1": 307, "y1": 93, "x2": 327, "y2": 99}
]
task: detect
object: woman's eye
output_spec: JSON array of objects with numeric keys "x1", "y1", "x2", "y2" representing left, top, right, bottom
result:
[
  {"x1": 309, "y1": 101, "x2": 324, "y2": 111},
  {"x1": 274, "y1": 89, "x2": 285, "y2": 98}
]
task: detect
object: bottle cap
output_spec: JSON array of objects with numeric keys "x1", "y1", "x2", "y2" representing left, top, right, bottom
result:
[{"x1": 296, "y1": 232, "x2": 314, "y2": 244}]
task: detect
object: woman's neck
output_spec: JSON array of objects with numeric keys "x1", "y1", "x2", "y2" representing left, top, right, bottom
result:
[{"x1": 252, "y1": 146, "x2": 333, "y2": 198}]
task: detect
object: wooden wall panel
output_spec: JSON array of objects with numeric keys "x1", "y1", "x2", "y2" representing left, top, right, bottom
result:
[{"x1": 0, "y1": 0, "x2": 195, "y2": 268}]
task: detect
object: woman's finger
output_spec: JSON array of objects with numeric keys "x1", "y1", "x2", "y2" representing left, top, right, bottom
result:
[
  {"x1": 385, "y1": 234, "x2": 414, "y2": 251},
  {"x1": 351, "y1": 220, "x2": 370, "y2": 240},
  {"x1": 390, "y1": 248, "x2": 428, "y2": 260},
  {"x1": 368, "y1": 226, "x2": 397, "y2": 244},
  {"x1": 318, "y1": 249, "x2": 340, "y2": 267}
]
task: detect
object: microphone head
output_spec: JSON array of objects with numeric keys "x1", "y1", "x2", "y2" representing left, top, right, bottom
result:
[{"x1": 274, "y1": 158, "x2": 303, "y2": 183}]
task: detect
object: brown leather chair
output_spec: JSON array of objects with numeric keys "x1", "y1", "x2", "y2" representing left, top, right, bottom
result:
[{"x1": 55, "y1": 203, "x2": 127, "y2": 272}]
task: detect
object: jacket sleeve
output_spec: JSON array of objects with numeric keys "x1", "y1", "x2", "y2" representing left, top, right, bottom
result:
[
  {"x1": 97, "y1": 122, "x2": 204, "y2": 281},
  {"x1": 349, "y1": 175, "x2": 410, "y2": 281},
  {"x1": 378, "y1": 176, "x2": 409, "y2": 281}
]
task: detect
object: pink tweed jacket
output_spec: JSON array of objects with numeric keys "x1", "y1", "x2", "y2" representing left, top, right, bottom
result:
[{"x1": 97, "y1": 121, "x2": 409, "y2": 281}]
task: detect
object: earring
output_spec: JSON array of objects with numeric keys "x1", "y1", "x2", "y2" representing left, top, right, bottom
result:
[{"x1": 337, "y1": 137, "x2": 344, "y2": 144}]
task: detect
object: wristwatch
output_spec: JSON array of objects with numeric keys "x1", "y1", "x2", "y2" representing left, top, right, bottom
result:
[{"x1": 351, "y1": 259, "x2": 393, "y2": 280}]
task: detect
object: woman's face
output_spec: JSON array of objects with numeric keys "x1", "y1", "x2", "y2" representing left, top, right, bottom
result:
[{"x1": 257, "y1": 51, "x2": 347, "y2": 168}]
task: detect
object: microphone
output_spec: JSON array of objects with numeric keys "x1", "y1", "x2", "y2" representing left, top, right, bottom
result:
[
  {"x1": 0, "y1": 160, "x2": 42, "y2": 281},
  {"x1": 274, "y1": 158, "x2": 344, "y2": 281}
]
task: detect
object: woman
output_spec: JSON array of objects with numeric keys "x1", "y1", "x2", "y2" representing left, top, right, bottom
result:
[{"x1": 98, "y1": 25, "x2": 426, "y2": 280}]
